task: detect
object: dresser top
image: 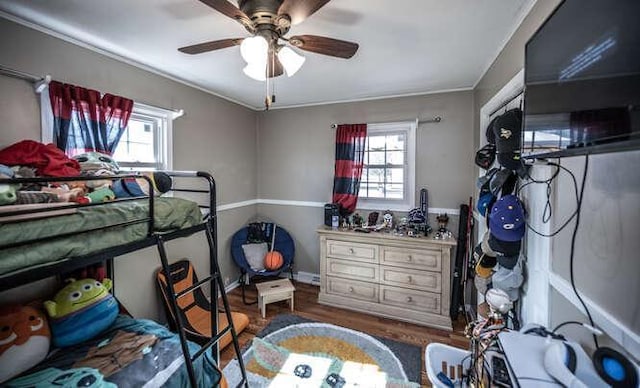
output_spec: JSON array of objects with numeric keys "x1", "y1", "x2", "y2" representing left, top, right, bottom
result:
[{"x1": 317, "y1": 226, "x2": 457, "y2": 246}]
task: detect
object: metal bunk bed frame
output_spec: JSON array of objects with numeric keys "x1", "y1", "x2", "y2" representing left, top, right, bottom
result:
[{"x1": 0, "y1": 171, "x2": 248, "y2": 388}]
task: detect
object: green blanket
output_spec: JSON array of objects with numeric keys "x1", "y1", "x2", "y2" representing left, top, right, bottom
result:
[{"x1": 0, "y1": 198, "x2": 202, "y2": 276}]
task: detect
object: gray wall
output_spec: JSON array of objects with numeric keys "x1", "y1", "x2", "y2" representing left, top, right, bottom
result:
[
  {"x1": 256, "y1": 91, "x2": 474, "y2": 274},
  {"x1": 0, "y1": 18, "x2": 257, "y2": 320},
  {"x1": 473, "y1": 0, "x2": 639, "y2": 359}
]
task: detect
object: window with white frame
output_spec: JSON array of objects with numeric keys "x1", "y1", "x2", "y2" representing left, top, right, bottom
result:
[
  {"x1": 113, "y1": 103, "x2": 174, "y2": 171},
  {"x1": 357, "y1": 121, "x2": 416, "y2": 211}
]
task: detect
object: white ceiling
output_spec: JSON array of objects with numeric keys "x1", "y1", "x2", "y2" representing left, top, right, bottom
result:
[{"x1": 0, "y1": 0, "x2": 533, "y2": 110}]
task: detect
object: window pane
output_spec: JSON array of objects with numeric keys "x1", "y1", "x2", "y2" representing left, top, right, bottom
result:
[
  {"x1": 368, "y1": 135, "x2": 386, "y2": 149},
  {"x1": 367, "y1": 168, "x2": 385, "y2": 184},
  {"x1": 368, "y1": 151, "x2": 385, "y2": 165},
  {"x1": 387, "y1": 168, "x2": 404, "y2": 182},
  {"x1": 387, "y1": 150, "x2": 404, "y2": 165},
  {"x1": 368, "y1": 184, "x2": 385, "y2": 198},
  {"x1": 385, "y1": 184, "x2": 404, "y2": 199},
  {"x1": 113, "y1": 117, "x2": 157, "y2": 164},
  {"x1": 386, "y1": 134, "x2": 405, "y2": 150}
]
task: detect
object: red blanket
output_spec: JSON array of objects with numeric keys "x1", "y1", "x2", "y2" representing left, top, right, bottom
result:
[{"x1": 0, "y1": 140, "x2": 80, "y2": 177}]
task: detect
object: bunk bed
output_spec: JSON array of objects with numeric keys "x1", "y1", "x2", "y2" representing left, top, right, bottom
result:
[{"x1": 0, "y1": 171, "x2": 248, "y2": 388}]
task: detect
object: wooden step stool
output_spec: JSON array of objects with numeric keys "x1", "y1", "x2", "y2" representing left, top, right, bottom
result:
[{"x1": 255, "y1": 278, "x2": 295, "y2": 318}]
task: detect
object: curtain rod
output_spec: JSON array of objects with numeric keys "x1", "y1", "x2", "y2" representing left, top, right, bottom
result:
[
  {"x1": 0, "y1": 64, "x2": 51, "y2": 93},
  {"x1": 489, "y1": 89, "x2": 524, "y2": 117},
  {"x1": 0, "y1": 64, "x2": 183, "y2": 117},
  {"x1": 330, "y1": 116, "x2": 442, "y2": 128}
]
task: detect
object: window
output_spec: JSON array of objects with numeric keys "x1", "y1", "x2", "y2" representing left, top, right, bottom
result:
[
  {"x1": 113, "y1": 103, "x2": 175, "y2": 171},
  {"x1": 357, "y1": 121, "x2": 416, "y2": 211}
]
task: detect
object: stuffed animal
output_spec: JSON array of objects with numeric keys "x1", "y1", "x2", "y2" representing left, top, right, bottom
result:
[
  {"x1": 73, "y1": 152, "x2": 120, "y2": 174},
  {"x1": 78, "y1": 187, "x2": 116, "y2": 204},
  {"x1": 0, "y1": 164, "x2": 18, "y2": 205},
  {"x1": 0, "y1": 305, "x2": 51, "y2": 383},
  {"x1": 112, "y1": 172, "x2": 172, "y2": 198},
  {"x1": 44, "y1": 278, "x2": 118, "y2": 348}
]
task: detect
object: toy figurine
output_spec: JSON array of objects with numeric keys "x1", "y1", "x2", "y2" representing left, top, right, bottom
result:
[
  {"x1": 351, "y1": 213, "x2": 364, "y2": 227},
  {"x1": 436, "y1": 213, "x2": 449, "y2": 233},
  {"x1": 382, "y1": 210, "x2": 394, "y2": 229},
  {"x1": 367, "y1": 211, "x2": 379, "y2": 226}
]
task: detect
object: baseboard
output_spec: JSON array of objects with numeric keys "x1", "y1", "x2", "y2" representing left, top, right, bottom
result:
[
  {"x1": 224, "y1": 279, "x2": 240, "y2": 294},
  {"x1": 282, "y1": 271, "x2": 320, "y2": 286}
]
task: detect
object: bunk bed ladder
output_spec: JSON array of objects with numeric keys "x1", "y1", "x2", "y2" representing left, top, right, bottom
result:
[{"x1": 156, "y1": 224, "x2": 248, "y2": 388}]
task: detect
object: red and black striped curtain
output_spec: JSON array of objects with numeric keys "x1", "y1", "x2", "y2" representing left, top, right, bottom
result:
[
  {"x1": 332, "y1": 124, "x2": 367, "y2": 217},
  {"x1": 49, "y1": 81, "x2": 134, "y2": 156}
]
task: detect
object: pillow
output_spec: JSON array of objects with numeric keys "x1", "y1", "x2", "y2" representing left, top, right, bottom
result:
[{"x1": 242, "y1": 242, "x2": 268, "y2": 271}]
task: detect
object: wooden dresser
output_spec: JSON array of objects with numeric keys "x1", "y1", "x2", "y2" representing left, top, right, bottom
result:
[{"x1": 317, "y1": 227, "x2": 456, "y2": 331}]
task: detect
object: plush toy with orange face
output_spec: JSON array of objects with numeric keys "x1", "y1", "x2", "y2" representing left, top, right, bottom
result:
[{"x1": 0, "y1": 305, "x2": 51, "y2": 383}]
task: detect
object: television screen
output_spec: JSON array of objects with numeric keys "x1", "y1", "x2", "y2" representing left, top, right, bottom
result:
[{"x1": 522, "y1": 0, "x2": 640, "y2": 158}]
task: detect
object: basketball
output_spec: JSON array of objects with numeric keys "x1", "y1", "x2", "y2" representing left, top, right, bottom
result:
[{"x1": 264, "y1": 251, "x2": 284, "y2": 271}]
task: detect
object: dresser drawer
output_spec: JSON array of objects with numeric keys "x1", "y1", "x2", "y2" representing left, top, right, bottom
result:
[
  {"x1": 380, "y1": 285, "x2": 440, "y2": 314},
  {"x1": 326, "y1": 257, "x2": 379, "y2": 282},
  {"x1": 380, "y1": 266, "x2": 441, "y2": 293},
  {"x1": 327, "y1": 277, "x2": 378, "y2": 302},
  {"x1": 327, "y1": 239, "x2": 377, "y2": 263},
  {"x1": 381, "y1": 246, "x2": 441, "y2": 272}
]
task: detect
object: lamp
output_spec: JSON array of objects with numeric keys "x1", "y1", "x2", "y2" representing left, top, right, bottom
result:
[
  {"x1": 277, "y1": 46, "x2": 305, "y2": 77},
  {"x1": 243, "y1": 63, "x2": 266, "y2": 81},
  {"x1": 240, "y1": 36, "x2": 268, "y2": 65}
]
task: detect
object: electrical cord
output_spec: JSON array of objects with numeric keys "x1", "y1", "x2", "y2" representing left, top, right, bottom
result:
[
  {"x1": 518, "y1": 161, "x2": 580, "y2": 237},
  {"x1": 520, "y1": 155, "x2": 599, "y2": 349},
  {"x1": 552, "y1": 320, "x2": 603, "y2": 336},
  {"x1": 569, "y1": 154, "x2": 599, "y2": 349}
]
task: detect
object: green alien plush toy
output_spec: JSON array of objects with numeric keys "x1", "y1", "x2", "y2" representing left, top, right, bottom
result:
[{"x1": 44, "y1": 278, "x2": 118, "y2": 348}]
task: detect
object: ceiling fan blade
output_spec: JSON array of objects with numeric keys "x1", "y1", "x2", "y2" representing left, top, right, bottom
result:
[
  {"x1": 278, "y1": 0, "x2": 332, "y2": 25},
  {"x1": 289, "y1": 35, "x2": 359, "y2": 59},
  {"x1": 199, "y1": 0, "x2": 250, "y2": 23},
  {"x1": 178, "y1": 38, "x2": 243, "y2": 55}
]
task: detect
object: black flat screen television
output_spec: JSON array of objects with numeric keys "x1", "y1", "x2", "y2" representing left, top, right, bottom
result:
[{"x1": 522, "y1": 0, "x2": 640, "y2": 159}]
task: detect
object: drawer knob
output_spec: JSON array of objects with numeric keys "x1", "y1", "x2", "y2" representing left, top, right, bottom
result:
[
  {"x1": 407, "y1": 255, "x2": 412, "y2": 261},
  {"x1": 348, "y1": 286, "x2": 354, "y2": 293},
  {"x1": 406, "y1": 296, "x2": 413, "y2": 303},
  {"x1": 349, "y1": 248, "x2": 355, "y2": 254},
  {"x1": 407, "y1": 276, "x2": 413, "y2": 283}
]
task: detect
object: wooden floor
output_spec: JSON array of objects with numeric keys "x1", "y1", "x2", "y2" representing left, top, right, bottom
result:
[{"x1": 220, "y1": 280, "x2": 469, "y2": 386}]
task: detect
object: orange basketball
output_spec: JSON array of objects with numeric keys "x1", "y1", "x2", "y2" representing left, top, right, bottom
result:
[{"x1": 264, "y1": 251, "x2": 284, "y2": 271}]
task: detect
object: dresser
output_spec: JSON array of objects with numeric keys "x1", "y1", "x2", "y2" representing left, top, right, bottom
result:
[{"x1": 317, "y1": 227, "x2": 456, "y2": 331}]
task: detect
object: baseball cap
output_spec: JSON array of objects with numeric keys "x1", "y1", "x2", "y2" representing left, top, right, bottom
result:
[
  {"x1": 486, "y1": 116, "x2": 499, "y2": 144},
  {"x1": 488, "y1": 233, "x2": 521, "y2": 256},
  {"x1": 475, "y1": 143, "x2": 496, "y2": 170},
  {"x1": 151, "y1": 172, "x2": 173, "y2": 194},
  {"x1": 492, "y1": 108, "x2": 522, "y2": 154},
  {"x1": 477, "y1": 167, "x2": 499, "y2": 191},
  {"x1": 497, "y1": 254, "x2": 519, "y2": 270},
  {"x1": 474, "y1": 243, "x2": 497, "y2": 278},
  {"x1": 489, "y1": 169, "x2": 514, "y2": 197},
  {"x1": 489, "y1": 195, "x2": 525, "y2": 241},
  {"x1": 481, "y1": 231, "x2": 498, "y2": 256},
  {"x1": 477, "y1": 192, "x2": 495, "y2": 217}
]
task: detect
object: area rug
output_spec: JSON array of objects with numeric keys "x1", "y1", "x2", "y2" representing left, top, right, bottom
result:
[{"x1": 223, "y1": 314, "x2": 421, "y2": 387}]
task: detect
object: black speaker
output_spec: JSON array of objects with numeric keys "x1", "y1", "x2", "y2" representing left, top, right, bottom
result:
[
  {"x1": 592, "y1": 347, "x2": 638, "y2": 387},
  {"x1": 324, "y1": 203, "x2": 339, "y2": 227}
]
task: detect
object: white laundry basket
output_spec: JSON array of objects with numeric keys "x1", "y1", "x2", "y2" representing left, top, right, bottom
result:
[{"x1": 425, "y1": 343, "x2": 471, "y2": 387}]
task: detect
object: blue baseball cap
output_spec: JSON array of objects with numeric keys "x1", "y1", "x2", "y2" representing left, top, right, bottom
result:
[
  {"x1": 489, "y1": 195, "x2": 525, "y2": 242},
  {"x1": 477, "y1": 192, "x2": 495, "y2": 217}
]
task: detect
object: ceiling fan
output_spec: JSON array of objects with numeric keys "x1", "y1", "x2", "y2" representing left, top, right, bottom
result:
[{"x1": 178, "y1": 0, "x2": 359, "y2": 80}]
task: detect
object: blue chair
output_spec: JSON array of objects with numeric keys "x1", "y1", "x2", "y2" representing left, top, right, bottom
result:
[{"x1": 231, "y1": 223, "x2": 295, "y2": 304}]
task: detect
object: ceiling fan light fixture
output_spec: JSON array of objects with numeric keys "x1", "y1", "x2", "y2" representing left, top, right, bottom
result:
[
  {"x1": 243, "y1": 63, "x2": 267, "y2": 81},
  {"x1": 278, "y1": 46, "x2": 306, "y2": 77},
  {"x1": 240, "y1": 35, "x2": 268, "y2": 64}
]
